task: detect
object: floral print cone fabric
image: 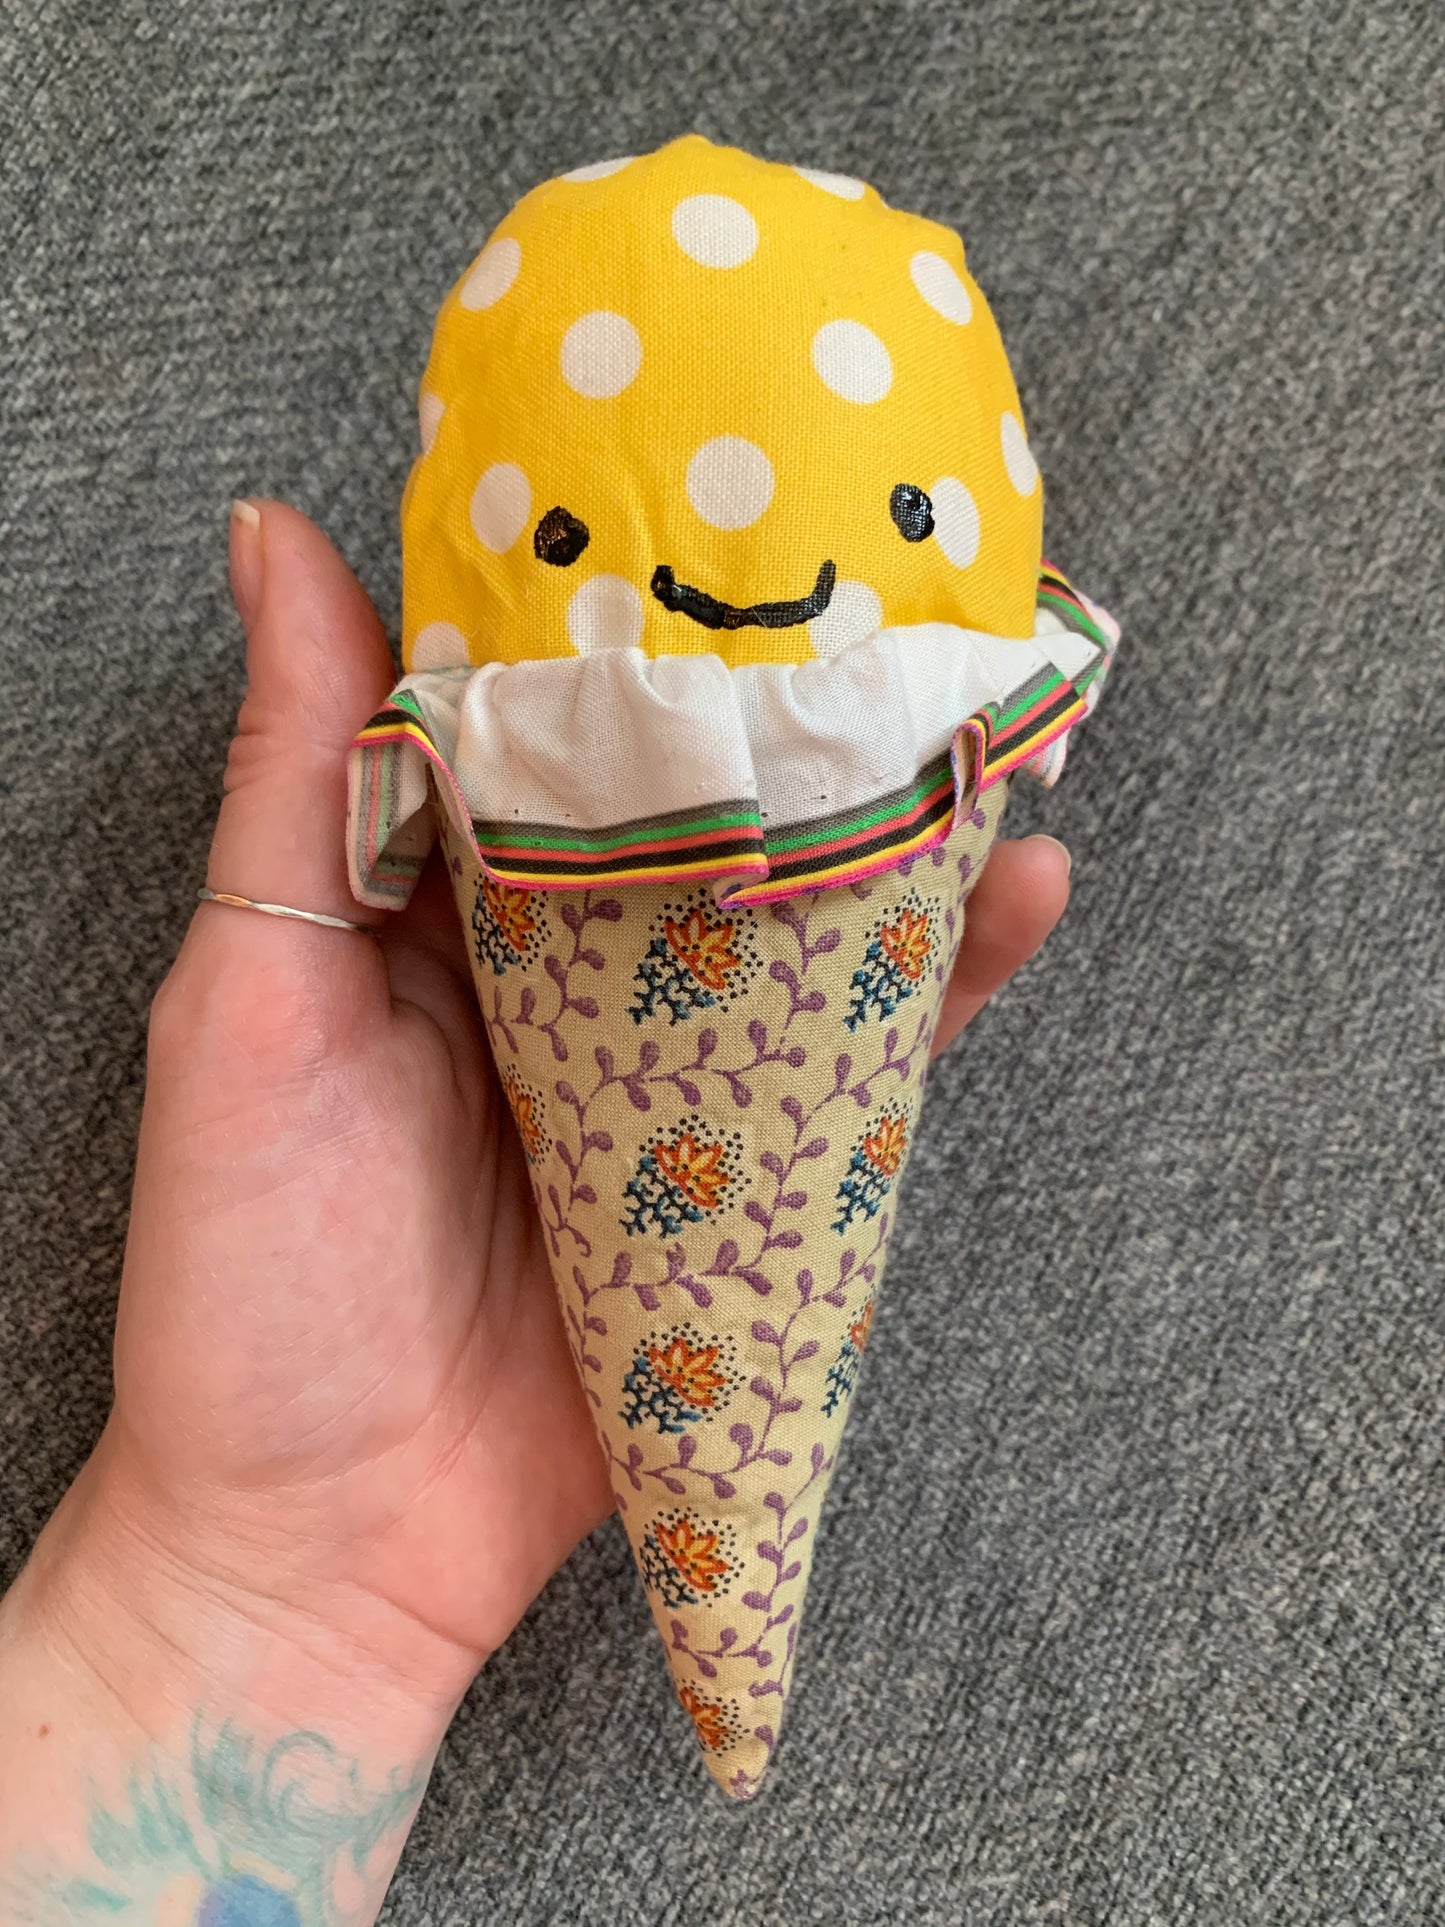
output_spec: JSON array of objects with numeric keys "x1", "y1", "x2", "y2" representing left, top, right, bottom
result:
[{"x1": 442, "y1": 781, "x2": 1009, "y2": 1800}]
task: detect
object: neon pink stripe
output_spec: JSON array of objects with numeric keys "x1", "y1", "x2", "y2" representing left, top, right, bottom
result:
[{"x1": 493, "y1": 854, "x2": 772, "y2": 893}]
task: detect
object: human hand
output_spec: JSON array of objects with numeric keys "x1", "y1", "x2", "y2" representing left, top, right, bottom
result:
[
  {"x1": 0, "y1": 501, "x2": 1069, "y2": 1921},
  {"x1": 102, "y1": 494, "x2": 1069, "y2": 1672}
]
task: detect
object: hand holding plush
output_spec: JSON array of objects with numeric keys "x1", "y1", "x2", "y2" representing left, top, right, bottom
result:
[{"x1": 347, "y1": 135, "x2": 1117, "y2": 1800}]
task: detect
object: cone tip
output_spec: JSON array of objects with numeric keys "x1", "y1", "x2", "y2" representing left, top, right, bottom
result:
[{"x1": 696, "y1": 1721, "x2": 777, "y2": 1804}]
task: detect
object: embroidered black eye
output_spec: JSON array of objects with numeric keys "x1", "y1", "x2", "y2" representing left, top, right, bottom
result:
[
  {"x1": 534, "y1": 506, "x2": 590, "y2": 566},
  {"x1": 889, "y1": 483, "x2": 934, "y2": 542}
]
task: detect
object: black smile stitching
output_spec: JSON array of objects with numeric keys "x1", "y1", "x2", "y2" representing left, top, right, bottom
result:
[{"x1": 650, "y1": 559, "x2": 837, "y2": 631}]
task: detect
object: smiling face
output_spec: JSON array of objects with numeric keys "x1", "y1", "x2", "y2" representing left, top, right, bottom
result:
[{"x1": 403, "y1": 135, "x2": 1042, "y2": 671}]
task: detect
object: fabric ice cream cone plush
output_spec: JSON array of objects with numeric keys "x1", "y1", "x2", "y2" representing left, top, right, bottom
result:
[{"x1": 346, "y1": 134, "x2": 1118, "y2": 1800}]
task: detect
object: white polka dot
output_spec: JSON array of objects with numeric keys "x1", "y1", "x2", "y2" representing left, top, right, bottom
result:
[
  {"x1": 1001, "y1": 412, "x2": 1039, "y2": 495},
  {"x1": 794, "y1": 166, "x2": 865, "y2": 200},
  {"x1": 410, "y1": 621, "x2": 470, "y2": 670},
  {"x1": 560, "y1": 310, "x2": 642, "y2": 399},
  {"x1": 418, "y1": 391, "x2": 444, "y2": 454},
  {"x1": 672, "y1": 194, "x2": 758, "y2": 268},
  {"x1": 811, "y1": 319, "x2": 892, "y2": 404},
  {"x1": 459, "y1": 237, "x2": 520, "y2": 311},
  {"x1": 910, "y1": 250, "x2": 973, "y2": 324},
  {"x1": 685, "y1": 436, "x2": 774, "y2": 530},
  {"x1": 567, "y1": 574, "x2": 644, "y2": 653},
  {"x1": 470, "y1": 462, "x2": 531, "y2": 552},
  {"x1": 561, "y1": 156, "x2": 634, "y2": 182},
  {"x1": 930, "y1": 476, "x2": 981, "y2": 569},
  {"x1": 809, "y1": 579, "x2": 883, "y2": 656}
]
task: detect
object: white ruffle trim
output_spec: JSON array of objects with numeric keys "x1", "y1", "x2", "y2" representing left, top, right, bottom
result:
[{"x1": 401, "y1": 615, "x2": 1105, "y2": 833}]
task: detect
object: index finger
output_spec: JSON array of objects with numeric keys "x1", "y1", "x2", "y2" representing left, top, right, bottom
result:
[{"x1": 932, "y1": 835, "x2": 1072, "y2": 1055}]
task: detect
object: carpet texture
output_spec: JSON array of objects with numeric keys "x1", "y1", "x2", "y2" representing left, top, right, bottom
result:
[{"x1": 2, "y1": 3, "x2": 1442, "y2": 1920}]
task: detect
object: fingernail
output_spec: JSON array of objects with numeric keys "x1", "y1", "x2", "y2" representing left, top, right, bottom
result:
[
  {"x1": 1029, "y1": 833, "x2": 1072, "y2": 877},
  {"x1": 229, "y1": 499, "x2": 263, "y2": 625}
]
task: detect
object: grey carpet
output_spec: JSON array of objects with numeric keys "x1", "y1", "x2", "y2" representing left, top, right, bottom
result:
[{"x1": 3, "y1": 2, "x2": 1443, "y2": 1920}]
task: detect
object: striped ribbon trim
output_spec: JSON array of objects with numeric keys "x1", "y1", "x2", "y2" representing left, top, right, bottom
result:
[
  {"x1": 349, "y1": 566, "x2": 1111, "y2": 908},
  {"x1": 1037, "y1": 560, "x2": 1112, "y2": 652},
  {"x1": 349, "y1": 694, "x2": 430, "y2": 907}
]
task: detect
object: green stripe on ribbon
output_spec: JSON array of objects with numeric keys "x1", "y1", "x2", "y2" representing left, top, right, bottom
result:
[
  {"x1": 476, "y1": 808, "x2": 764, "y2": 854},
  {"x1": 763, "y1": 764, "x2": 952, "y2": 854}
]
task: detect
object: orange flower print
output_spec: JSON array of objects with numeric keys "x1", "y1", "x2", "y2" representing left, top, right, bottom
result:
[
  {"x1": 657, "y1": 1516, "x2": 730, "y2": 1592},
  {"x1": 499, "y1": 1066, "x2": 548, "y2": 1164},
  {"x1": 651, "y1": 1334, "x2": 729, "y2": 1409},
  {"x1": 640, "y1": 1510, "x2": 738, "y2": 1608},
  {"x1": 678, "y1": 1682, "x2": 740, "y2": 1754},
  {"x1": 878, "y1": 905, "x2": 933, "y2": 980},
  {"x1": 483, "y1": 879, "x2": 536, "y2": 955},
  {"x1": 654, "y1": 1130, "x2": 731, "y2": 1211},
  {"x1": 848, "y1": 1300, "x2": 876, "y2": 1354},
  {"x1": 630, "y1": 892, "x2": 759, "y2": 1023},
  {"x1": 863, "y1": 1115, "x2": 908, "y2": 1177},
  {"x1": 834, "y1": 1106, "x2": 911, "y2": 1233},
  {"x1": 824, "y1": 1295, "x2": 877, "y2": 1416},
  {"x1": 472, "y1": 876, "x2": 545, "y2": 976},
  {"x1": 664, "y1": 906, "x2": 743, "y2": 993},
  {"x1": 846, "y1": 889, "x2": 939, "y2": 1030},
  {"x1": 624, "y1": 1117, "x2": 745, "y2": 1237},
  {"x1": 621, "y1": 1324, "x2": 737, "y2": 1433}
]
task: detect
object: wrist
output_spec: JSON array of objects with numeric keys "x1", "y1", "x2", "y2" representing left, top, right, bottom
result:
[
  {"x1": 0, "y1": 1440, "x2": 444, "y2": 1922},
  {"x1": 12, "y1": 1430, "x2": 476, "y2": 1769}
]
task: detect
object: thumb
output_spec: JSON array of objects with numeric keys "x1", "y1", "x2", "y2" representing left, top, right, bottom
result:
[
  {"x1": 167, "y1": 501, "x2": 401, "y2": 1061},
  {"x1": 203, "y1": 499, "x2": 397, "y2": 929}
]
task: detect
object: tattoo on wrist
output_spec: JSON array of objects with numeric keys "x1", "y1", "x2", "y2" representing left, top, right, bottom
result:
[{"x1": 3, "y1": 1716, "x2": 429, "y2": 1925}]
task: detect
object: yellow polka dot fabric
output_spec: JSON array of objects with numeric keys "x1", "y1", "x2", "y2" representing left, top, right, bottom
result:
[{"x1": 403, "y1": 134, "x2": 1043, "y2": 671}]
